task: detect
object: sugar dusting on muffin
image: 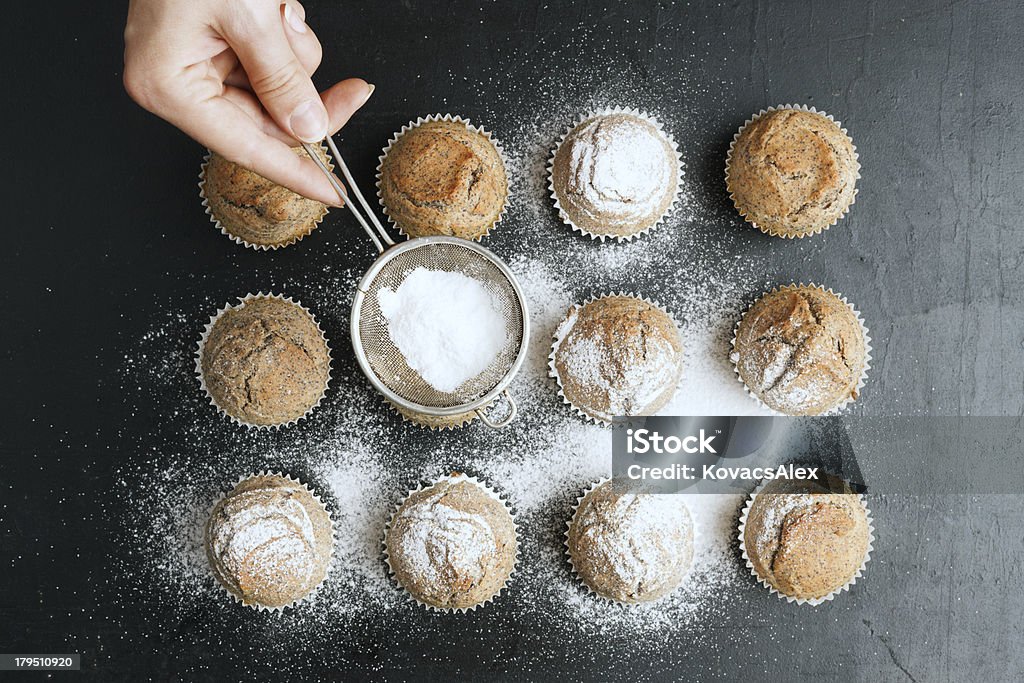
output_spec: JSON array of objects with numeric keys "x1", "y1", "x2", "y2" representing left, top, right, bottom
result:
[
  {"x1": 551, "y1": 295, "x2": 684, "y2": 423},
  {"x1": 567, "y1": 481, "x2": 694, "y2": 603},
  {"x1": 551, "y1": 112, "x2": 680, "y2": 240}
]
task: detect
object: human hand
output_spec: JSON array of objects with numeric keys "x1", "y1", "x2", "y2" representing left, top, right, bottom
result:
[{"x1": 124, "y1": 0, "x2": 372, "y2": 206}]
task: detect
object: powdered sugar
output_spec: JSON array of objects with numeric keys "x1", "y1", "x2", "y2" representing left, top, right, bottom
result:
[
  {"x1": 391, "y1": 485, "x2": 497, "y2": 585},
  {"x1": 378, "y1": 267, "x2": 509, "y2": 393},
  {"x1": 208, "y1": 490, "x2": 319, "y2": 591},
  {"x1": 571, "y1": 486, "x2": 694, "y2": 598},
  {"x1": 551, "y1": 299, "x2": 682, "y2": 420},
  {"x1": 561, "y1": 113, "x2": 677, "y2": 227}
]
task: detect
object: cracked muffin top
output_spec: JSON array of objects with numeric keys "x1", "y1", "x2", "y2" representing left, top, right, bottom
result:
[
  {"x1": 743, "y1": 479, "x2": 870, "y2": 602},
  {"x1": 732, "y1": 285, "x2": 866, "y2": 416},
  {"x1": 202, "y1": 146, "x2": 330, "y2": 248},
  {"x1": 378, "y1": 119, "x2": 507, "y2": 240},
  {"x1": 567, "y1": 480, "x2": 693, "y2": 604},
  {"x1": 726, "y1": 109, "x2": 858, "y2": 237},
  {"x1": 206, "y1": 474, "x2": 334, "y2": 609},
  {"x1": 200, "y1": 296, "x2": 330, "y2": 427},
  {"x1": 551, "y1": 295, "x2": 684, "y2": 423},
  {"x1": 385, "y1": 476, "x2": 516, "y2": 611}
]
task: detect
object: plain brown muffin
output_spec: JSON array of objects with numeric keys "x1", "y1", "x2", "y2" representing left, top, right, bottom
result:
[
  {"x1": 726, "y1": 108, "x2": 859, "y2": 237},
  {"x1": 202, "y1": 146, "x2": 330, "y2": 248},
  {"x1": 742, "y1": 479, "x2": 870, "y2": 602},
  {"x1": 385, "y1": 476, "x2": 516, "y2": 610},
  {"x1": 551, "y1": 296, "x2": 684, "y2": 423},
  {"x1": 205, "y1": 474, "x2": 334, "y2": 609},
  {"x1": 389, "y1": 400, "x2": 480, "y2": 431},
  {"x1": 551, "y1": 112, "x2": 679, "y2": 240},
  {"x1": 200, "y1": 296, "x2": 330, "y2": 427},
  {"x1": 732, "y1": 286, "x2": 867, "y2": 416},
  {"x1": 378, "y1": 119, "x2": 507, "y2": 240},
  {"x1": 567, "y1": 481, "x2": 693, "y2": 603}
]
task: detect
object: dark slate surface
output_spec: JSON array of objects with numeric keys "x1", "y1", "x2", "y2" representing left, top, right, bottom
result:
[{"x1": 2, "y1": 0, "x2": 1023, "y2": 680}]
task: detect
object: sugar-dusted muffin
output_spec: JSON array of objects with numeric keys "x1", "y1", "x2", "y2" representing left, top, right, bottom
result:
[
  {"x1": 201, "y1": 146, "x2": 331, "y2": 248},
  {"x1": 384, "y1": 475, "x2": 516, "y2": 611},
  {"x1": 567, "y1": 481, "x2": 694, "y2": 603},
  {"x1": 741, "y1": 479, "x2": 871, "y2": 603},
  {"x1": 551, "y1": 111, "x2": 680, "y2": 240},
  {"x1": 378, "y1": 117, "x2": 508, "y2": 240},
  {"x1": 726, "y1": 108, "x2": 859, "y2": 237},
  {"x1": 550, "y1": 295, "x2": 684, "y2": 423},
  {"x1": 205, "y1": 473, "x2": 334, "y2": 609},
  {"x1": 732, "y1": 285, "x2": 867, "y2": 416},
  {"x1": 199, "y1": 295, "x2": 330, "y2": 427}
]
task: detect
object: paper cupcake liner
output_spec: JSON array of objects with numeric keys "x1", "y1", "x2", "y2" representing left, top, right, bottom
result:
[
  {"x1": 386, "y1": 398, "x2": 484, "y2": 431},
  {"x1": 381, "y1": 473, "x2": 519, "y2": 614},
  {"x1": 725, "y1": 104, "x2": 860, "y2": 239},
  {"x1": 198, "y1": 144, "x2": 332, "y2": 251},
  {"x1": 195, "y1": 293, "x2": 332, "y2": 430},
  {"x1": 547, "y1": 107, "x2": 684, "y2": 243},
  {"x1": 548, "y1": 292, "x2": 684, "y2": 426},
  {"x1": 205, "y1": 470, "x2": 337, "y2": 613},
  {"x1": 564, "y1": 478, "x2": 695, "y2": 605},
  {"x1": 375, "y1": 113, "x2": 510, "y2": 242},
  {"x1": 729, "y1": 283, "x2": 872, "y2": 416},
  {"x1": 737, "y1": 477, "x2": 874, "y2": 606}
]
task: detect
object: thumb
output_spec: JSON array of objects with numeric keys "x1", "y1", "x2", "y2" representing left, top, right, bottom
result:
[{"x1": 223, "y1": 5, "x2": 328, "y2": 143}]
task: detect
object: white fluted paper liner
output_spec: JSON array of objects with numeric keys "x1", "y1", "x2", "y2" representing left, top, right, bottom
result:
[
  {"x1": 725, "y1": 104, "x2": 860, "y2": 238},
  {"x1": 564, "y1": 478, "x2": 696, "y2": 605},
  {"x1": 548, "y1": 292, "x2": 685, "y2": 426},
  {"x1": 375, "y1": 114, "x2": 510, "y2": 241},
  {"x1": 547, "y1": 107, "x2": 684, "y2": 243},
  {"x1": 204, "y1": 470, "x2": 336, "y2": 613},
  {"x1": 737, "y1": 477, "x2": 874, "y2": 606},
  {"x1": 729, "y1": 283, "x2": 872, "y2": 416},
  {"x1": 198, "y1": 144, "x2": 332, "y2": 251},
  {"x1": 195, "y1": 293, "x2": 332, "y2": 430},
  {"x1": 381, "y1": 473, "x2": 519, "y2": 613}
]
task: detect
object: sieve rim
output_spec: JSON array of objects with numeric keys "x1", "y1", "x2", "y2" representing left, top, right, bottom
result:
[{"x1": 349, "y1": 235, "x2": 530, "y2": 417}]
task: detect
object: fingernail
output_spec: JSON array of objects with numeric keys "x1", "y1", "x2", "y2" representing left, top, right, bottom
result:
[
  {"x1": 364, "y1": 83, "x2": 376, "y2": 103},
  {"x1": 290, "y1": 99, "x2": 328, "y2": 142},
  {"x1": 284, "y1": 4, "x2": 307, "y2": 33}
]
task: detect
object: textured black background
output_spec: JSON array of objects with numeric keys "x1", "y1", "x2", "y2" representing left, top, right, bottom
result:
[{"x1": 3, "y1": 0, "x2": 1024, "y2": 681}]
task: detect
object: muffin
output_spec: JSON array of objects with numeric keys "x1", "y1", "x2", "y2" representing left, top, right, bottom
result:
[
  {"x1": 384, "y1": 475, "x2": 517, "y2": 611},
  {"x1": 567, "y1": 481, "x2": 694, "y2": 603},
  {"x1": 550, "y1": 111, "x2": 680, "y2": 240},
  {"x1": 205, "y1": 473, "x2": 334, "y2": 609},
  {"x1": 741, "y1": 479, "x2": 872, "y2": 603},
  {"x1": 378, "y1": 116, "x2": 508, "y2": 240},
  {"x1": 389, "y1": 400, "x2": 479, "y2": 431},
  {"x1": 550, "y1": 295, "x2": 684, "y2": 423},
  {"x1": 726, "y1": 107, "x2": 859, "y2": 237},
  {"x1": 731, "y1": 285, "x2": 868, "y2": 416},
  {"x1": 201, "y1": 145, "x2": 331, "y2": 249},
  {"x1": 198, "y1": 295, "x2": 331, "y2": 427}
]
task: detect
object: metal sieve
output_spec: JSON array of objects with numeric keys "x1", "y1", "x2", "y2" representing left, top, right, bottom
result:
[{"x1": 303, "y1": 137, "x2": 529, "y2": 429}]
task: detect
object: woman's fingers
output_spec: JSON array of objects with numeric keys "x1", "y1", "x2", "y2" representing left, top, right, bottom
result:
[
  {"x1": 220, "y1": 3, "x2": 327, "y2": 143},
  {"x1": 171, "y1": 93, "x2": 346, "y2": 206},
  {"x1": 322, "y1": 78, "x2": 375, "y2": 134},
  {"x1": 218, "y1": 78, "x2": 374, "y2": 148}
]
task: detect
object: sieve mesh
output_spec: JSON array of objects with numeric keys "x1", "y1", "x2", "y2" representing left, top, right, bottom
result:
[{"x1": 355, "y1": 241, "x2": 525, "y2": 410}]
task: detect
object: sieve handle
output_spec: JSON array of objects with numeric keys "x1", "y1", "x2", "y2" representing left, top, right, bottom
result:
[
  {"x1": 301, "y1": 139, "x2": 395, "y2": 255},
  {"x1": 475, "y1": 390, "x2": 518, "y2": 429}
]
